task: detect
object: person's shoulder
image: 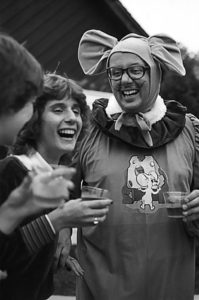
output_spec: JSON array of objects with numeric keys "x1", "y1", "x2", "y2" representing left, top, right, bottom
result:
[
  {"x1": 185, "y1": 113, "x2": 199, "y2": 145},
  {"x1": 0, "y1": 155, "x2": 27, "y2": 174},
  {"x1": 186, "y1": 113, "x2": 199, "y2": 131},
  {"x1": 0, "y1": 155, "x2": 19, "y2": 167},
  {"x1": 186, "y1": 113, "x2": 199, "y2": 123},
  {"x1": 0, "y1": 155, "x2": 15, "y2": 168}
]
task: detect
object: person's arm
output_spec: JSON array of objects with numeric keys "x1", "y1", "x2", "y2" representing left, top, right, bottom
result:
[
  {"x1": 0, "y1": 158, "x2": 75, "y2": 235},
  {"x1": 20, "y1": 215, "x2": 56, "y2": 253},
  {"x1": 20, "y1": 197, "x2": 112, "y2": 254},
  {"x1": 0, "y1": 223, "x2": 32, "y2": 271},
  {"x1": 0, "y1": 163, "x2": 75, "y2": 249},
  {"x1": 20, "y1": 153, "x2": 82, "y2": 254},
  {"x1": 0, "y1": 175, "x2": 34, "y2": 234},
  {"x1": 0, "y1": 232, "x2": 8, "y2": 280},
  {"x1": 182, "y1": 115, "x2": 199, "y2": 233}
]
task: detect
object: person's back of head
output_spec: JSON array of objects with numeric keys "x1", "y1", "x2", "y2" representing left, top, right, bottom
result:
[{"x1": 0, "y1": 33, "x2": 43, "y2": 116}]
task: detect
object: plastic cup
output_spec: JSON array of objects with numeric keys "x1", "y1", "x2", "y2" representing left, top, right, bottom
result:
[
  {"x1": 81, "y1": 186, "x2": 109, "y2": 201},
  {"x1": 163, "y1": 191, "x2": 188, "y2": 218}
]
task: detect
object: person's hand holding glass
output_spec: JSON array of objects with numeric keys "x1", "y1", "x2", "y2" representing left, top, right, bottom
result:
[
  {"x1": 163, "y1": 191, "x2": 188, "y2": 218},
  {"x1": 163, "y1": 190, "x2": 199, "y2": 222},
  {"x1": 181, "y1": 190, "x2": 199, "y2": 222},
  {"x1": 81, "y1": 185, "x2": 110, "y2": 225},
  {"x1": 48, "y1": 185, "x2": 112, "y2": 231}
]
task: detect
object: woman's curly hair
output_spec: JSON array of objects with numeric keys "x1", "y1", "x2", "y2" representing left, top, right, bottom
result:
[{"x1": 13, "y1": 73, "x2": 91, "y2": 155}]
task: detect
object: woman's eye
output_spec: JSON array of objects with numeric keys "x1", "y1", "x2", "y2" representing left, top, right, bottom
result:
[
  {"x1": 53, "y1": 107, "x2": 63, "y2": 113},
  {"x1": 73, "y1": 108, "x2": 81, "y2": 115}
]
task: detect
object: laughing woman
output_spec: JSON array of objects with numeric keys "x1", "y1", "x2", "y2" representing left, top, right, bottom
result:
[{"x1": 0, "y1": 73, "x2": 112, "y2": 300}]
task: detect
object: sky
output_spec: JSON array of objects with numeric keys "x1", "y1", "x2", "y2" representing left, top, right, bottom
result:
[{"x1": 120, "y1": 0, "x2": 199, "y2": 54}]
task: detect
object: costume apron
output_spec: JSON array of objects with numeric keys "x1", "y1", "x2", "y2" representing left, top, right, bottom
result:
[{"x1": 75, "y1": 99, "x2": 199, "y2": 300}]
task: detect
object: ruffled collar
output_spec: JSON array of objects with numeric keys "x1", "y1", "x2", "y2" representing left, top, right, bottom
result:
[
  {"x1": 114, "y1": 96, "x2": 166, "y2": 146},
  {"x1": 91, "y1": 98, "x2": 187, "y2": 149},
  {"x1": 114, "y1": 95, "x2": 166, "y2": 131}
]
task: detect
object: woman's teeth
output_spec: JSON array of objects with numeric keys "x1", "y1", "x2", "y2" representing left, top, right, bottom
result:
[{"x1": 58, "y1": 129, "x2": 76, "y2": 138}]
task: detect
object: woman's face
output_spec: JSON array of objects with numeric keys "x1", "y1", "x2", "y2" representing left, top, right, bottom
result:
[
  {"x1": 0, "y1": 101, "x2": 34, "y2": 146},
  {"x1": 108, "y1": 52, "x2": 150, "y2": 114},
  {"x1": 38, "y1": 97, "x2": 83, "y2": 160}
]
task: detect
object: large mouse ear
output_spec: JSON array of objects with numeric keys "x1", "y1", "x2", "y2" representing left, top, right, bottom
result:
[
  {"x1": 149, "y1": 34, "x2": 186, "y2": 76},
  {"x1": 78, "y1": 29, "x2": 118, "y2": 75}
]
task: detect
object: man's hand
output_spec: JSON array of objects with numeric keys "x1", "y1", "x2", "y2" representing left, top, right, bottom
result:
[
  {"x1": 54, "y1": 228, "x2": 71, "y2": 270},
  {"x1": 54, "y1": 228, "x2": 84, "y2": 277},
  {"x1": 183, "y1": 190, "x2": 199, "y2": 222}
]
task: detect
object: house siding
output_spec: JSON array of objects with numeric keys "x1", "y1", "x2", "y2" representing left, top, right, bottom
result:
[{"x1": 0, "y1": 0, "x2": 147, "y2": 90}]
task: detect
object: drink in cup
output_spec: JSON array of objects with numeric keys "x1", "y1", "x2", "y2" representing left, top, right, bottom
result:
[
  {"x1": 81, "y1": 186, "x2": 109, "y2": 201},
  {"x1": 163, "y1": 191, "x2": 188, "y2": 218},
  {"x1": 81, "y1": 186, "x2": 110, "y2": 225}
]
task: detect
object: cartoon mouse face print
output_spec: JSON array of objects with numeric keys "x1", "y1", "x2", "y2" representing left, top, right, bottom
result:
[{"x1": 124, "y1": 155, "x2": 166, "y2": 212}]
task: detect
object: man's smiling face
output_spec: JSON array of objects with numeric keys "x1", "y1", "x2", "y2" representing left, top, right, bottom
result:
[{"x1": 108, "y1": 52, "x2": 150, "y2": 114}]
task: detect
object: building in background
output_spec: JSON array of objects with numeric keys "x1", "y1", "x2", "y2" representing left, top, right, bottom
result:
[
  {"x1": 84, "y1": 89, "x2": 122, "y2": 113},
  {"x1": 0, "y1": 0, "x2": 148, "y2": 92}
]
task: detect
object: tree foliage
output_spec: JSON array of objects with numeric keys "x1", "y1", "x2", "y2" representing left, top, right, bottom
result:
[{"x1": 160, "y1": 46, "x2": 199, "y2": 117}]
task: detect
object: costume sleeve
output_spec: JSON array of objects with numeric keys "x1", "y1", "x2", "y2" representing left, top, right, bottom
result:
[
  {"x1": 190, "y1": 114, "x2": 199, "y2": 190},
  {"x1": 184, "y1": 114, "x2": 199, "y2": 238},
  {"x1": 20, "y1": 215, "x2": 56, "y2": 254},
  {"x1": 69, "y1": 150, "x2": 83, "y2": 199}
]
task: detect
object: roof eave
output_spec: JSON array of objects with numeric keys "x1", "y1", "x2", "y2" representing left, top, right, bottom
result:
[{"x1": 103, "y1": 0, "x2": 148, "y2": 37}]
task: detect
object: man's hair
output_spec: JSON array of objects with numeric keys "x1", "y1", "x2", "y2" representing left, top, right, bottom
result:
[
  {"x1": 13, "y1": 73, "x2": 90, "y2": 155},
  {"x1": 0, "y1": 33, "x2": 43, "y2": 116}
]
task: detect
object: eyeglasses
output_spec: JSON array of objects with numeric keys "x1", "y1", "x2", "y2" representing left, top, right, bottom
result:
[{"x1": 106, "y1": 65, "x2": 149, "y2": 81}]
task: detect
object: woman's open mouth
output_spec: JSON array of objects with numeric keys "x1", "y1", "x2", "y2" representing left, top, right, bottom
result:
[{"x1": 57, "y1": 129, "x2": 76, "y2": 140}]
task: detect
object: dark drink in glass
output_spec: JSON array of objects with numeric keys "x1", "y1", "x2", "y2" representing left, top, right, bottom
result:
[{"x1": 163, "y1": 191, "x2": 188, "y2": 218}]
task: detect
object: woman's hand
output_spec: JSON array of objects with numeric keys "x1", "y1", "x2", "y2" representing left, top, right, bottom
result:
[
  {"x1": 182, "y1": 190, "x2": 199, "y2": 221},
  {"x1": 48, "y1": 198, "x2": 113, "y2": 232}
]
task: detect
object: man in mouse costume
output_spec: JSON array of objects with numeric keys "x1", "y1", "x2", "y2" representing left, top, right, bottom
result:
[{"x1": 72, "y1": 29, "x2": 199, "y2": 300}]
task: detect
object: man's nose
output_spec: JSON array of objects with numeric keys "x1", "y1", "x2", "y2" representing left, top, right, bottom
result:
[{"x1": 121, "y1": 70, "x2": 132, "y2": 82}]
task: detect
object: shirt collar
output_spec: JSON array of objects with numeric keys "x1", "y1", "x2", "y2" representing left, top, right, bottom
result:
[{"x1": 13, "y1": 150, "x2": 52, "y2": 173}]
